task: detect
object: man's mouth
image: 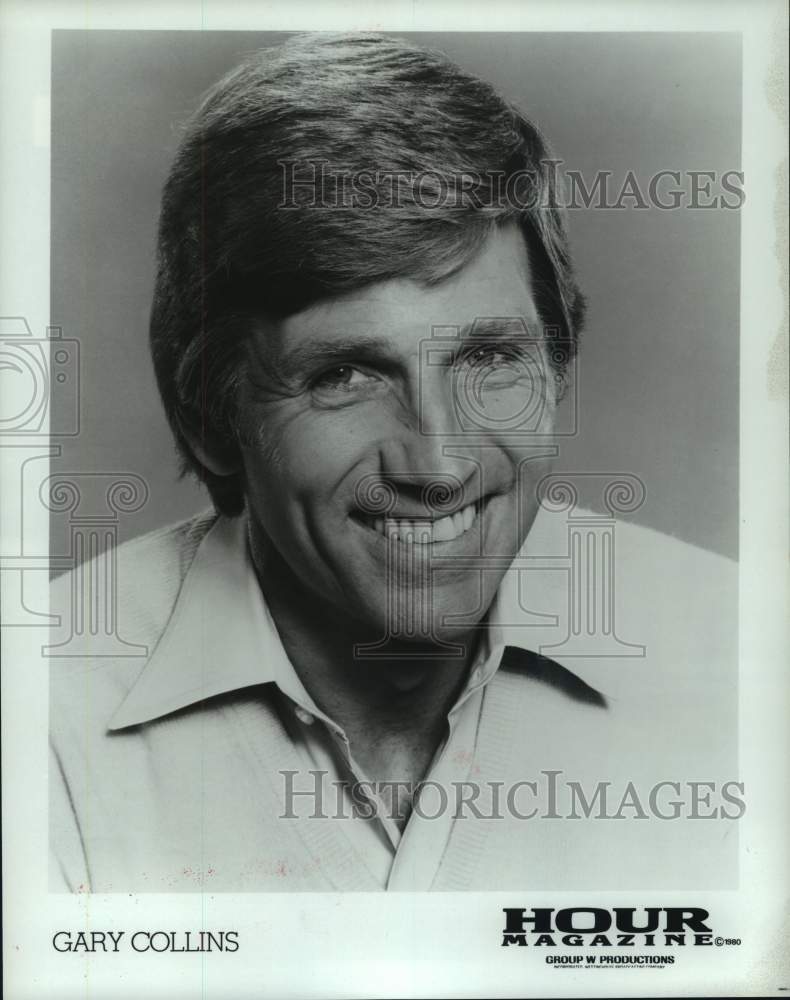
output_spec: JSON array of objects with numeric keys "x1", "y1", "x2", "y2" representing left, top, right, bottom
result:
[{"x1": 355, "y1": 499, "x2": 483, "y2": 545}]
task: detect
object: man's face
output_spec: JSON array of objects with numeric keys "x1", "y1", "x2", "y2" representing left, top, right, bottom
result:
[{"x1": 238, "y1": 222, "x2": 559, "y2": 645}]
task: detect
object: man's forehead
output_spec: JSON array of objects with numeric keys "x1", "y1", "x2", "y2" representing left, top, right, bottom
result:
[{"x1": 250, "y1": 223, "x2": 539, "y2": 367}]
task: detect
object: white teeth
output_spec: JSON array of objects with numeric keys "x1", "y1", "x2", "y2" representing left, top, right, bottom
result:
[
  {"x1": 369, "y1": 501, "x2": 479, "y2": 543},
  {"x1": 432, "y1": 515, "x2": 455, "y2": 542},
  {"x1": 416, "y1": 525, "x2": 432, "y2": 545}
]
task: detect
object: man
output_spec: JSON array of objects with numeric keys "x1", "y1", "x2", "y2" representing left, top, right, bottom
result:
[{"x1": 50, "y1": 32, "x2": 738, "y2": 892}]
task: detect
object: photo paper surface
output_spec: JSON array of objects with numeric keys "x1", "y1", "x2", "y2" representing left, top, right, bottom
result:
[{"x1": 1, "y1": 2, "x2": 787, "y2": 997}]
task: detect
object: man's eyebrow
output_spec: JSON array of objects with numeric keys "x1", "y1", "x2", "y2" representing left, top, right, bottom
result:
[
  {"x1": 257, "y1": 318, "x2": 541, "y2": 381},
  {"x1": 456, "y1": 316, "x2": 539, "y2": 339}
]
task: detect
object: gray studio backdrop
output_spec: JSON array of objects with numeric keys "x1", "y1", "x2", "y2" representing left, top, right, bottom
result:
[{"x1": 51, "y1": 30, "x2": 740, "y2": 558}]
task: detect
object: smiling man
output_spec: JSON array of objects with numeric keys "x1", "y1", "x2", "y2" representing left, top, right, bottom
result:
[{"x1": 49, "y1": 32, "x2": 738, "y2": 892}]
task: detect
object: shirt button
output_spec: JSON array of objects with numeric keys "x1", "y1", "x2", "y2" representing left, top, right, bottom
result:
[
  {"x1": 472, "y1": 667, "x2": 482, "y2": 683},
  {"x1": 294, "y1": 707, "x2": 315, "y2": 725}
]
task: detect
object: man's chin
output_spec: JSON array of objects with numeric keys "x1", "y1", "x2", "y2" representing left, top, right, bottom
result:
[{"x1": 338, "y1": 582, "x2": 493, "y2": 661}]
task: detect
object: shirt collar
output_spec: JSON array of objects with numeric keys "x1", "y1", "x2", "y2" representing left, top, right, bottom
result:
[{"x1": 108, "y1": 508, "x2": 566, "y2": 731}]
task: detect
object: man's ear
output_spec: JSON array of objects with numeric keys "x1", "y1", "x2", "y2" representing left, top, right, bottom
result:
[{"x1": 183, "y1": 431, "x2": 242, "y2": 477}]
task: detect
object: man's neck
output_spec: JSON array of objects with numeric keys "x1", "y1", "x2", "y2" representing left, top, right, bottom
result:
[{"x1": 249, "y1": 529, "x2": 480, "y2": 791}]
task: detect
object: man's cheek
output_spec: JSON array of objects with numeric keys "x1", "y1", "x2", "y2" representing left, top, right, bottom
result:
[{"x1": 278, "y1": 412, "x2": 366, "y2": 474}]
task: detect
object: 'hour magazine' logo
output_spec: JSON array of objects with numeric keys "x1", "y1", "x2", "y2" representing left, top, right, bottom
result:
[{"x1": 500, "y1": 907, "x2": 738, "y2": 949}]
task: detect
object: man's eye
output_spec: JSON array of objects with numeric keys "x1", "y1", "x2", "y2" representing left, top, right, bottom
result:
[
  {"x1": 312, "y1": 365, "x2": 374, "y2": 392},
  {"x1": 465, "y1": 344, "x2": 523, "y2": 369}
]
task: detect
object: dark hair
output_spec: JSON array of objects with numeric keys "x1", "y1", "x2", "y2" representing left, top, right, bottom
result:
[{"x1": 150, "y1": 31, "x2": 585, "y2": 516}]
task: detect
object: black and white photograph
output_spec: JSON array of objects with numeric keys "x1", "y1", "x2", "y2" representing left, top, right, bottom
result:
[{"x1": 1, "y1": 1, "x2": 787, "y2": 997}]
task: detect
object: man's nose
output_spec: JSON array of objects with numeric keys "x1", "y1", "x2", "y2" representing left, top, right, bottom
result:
[{"x1": 377, "y1": 366, "x2": 482, "y2": 512}]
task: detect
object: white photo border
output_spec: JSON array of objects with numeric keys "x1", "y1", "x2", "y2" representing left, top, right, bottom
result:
[{"x1": 1, "y1": 1, "x2": 787, "y2": 997}]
